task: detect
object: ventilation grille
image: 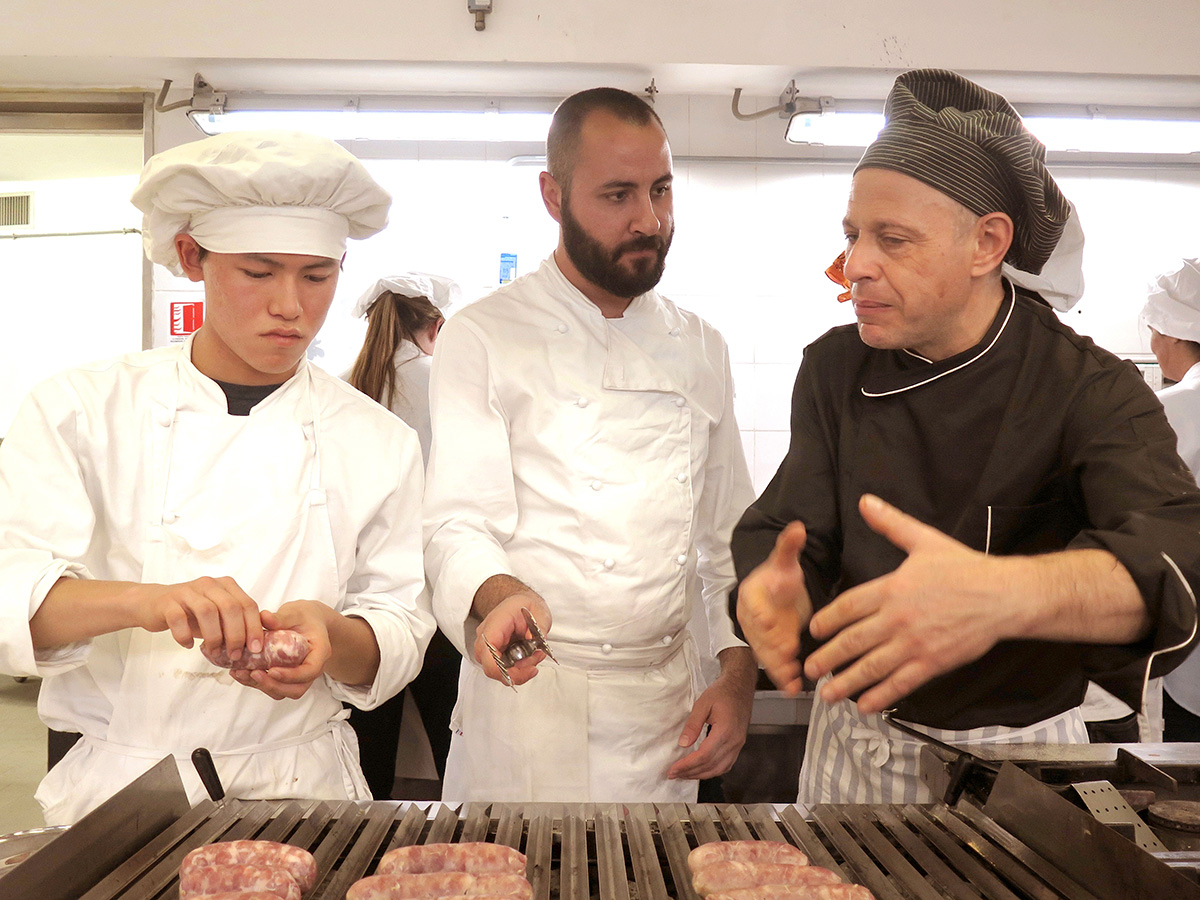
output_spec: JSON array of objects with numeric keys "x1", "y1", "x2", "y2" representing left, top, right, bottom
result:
[{"x1": 0, "y1": 192, "x2": 33, "y2": 228}]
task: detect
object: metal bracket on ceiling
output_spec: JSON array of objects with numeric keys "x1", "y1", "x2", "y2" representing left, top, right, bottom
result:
[
  {"x1": 644, "y1": 78, "x2": 659, "y2": 105},
  {"x1": 467, "y1": 0, "x2": 493, "y2": 31},
  {"x1": 731, "y1": 80, "x2": 822, "y2": 121},
  {"x1": 154, "y1": 73, "x2": 225, "y2": 117}
]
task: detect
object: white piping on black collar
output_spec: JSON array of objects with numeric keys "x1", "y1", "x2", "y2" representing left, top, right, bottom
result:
[{"x1": 861, "y1": 281, "x2": 1016, "y2": 399}]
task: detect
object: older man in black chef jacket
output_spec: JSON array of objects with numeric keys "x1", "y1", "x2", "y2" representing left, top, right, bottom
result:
[{"x1": 732, "y1": 68, "x2": 1200, "y2": 805}]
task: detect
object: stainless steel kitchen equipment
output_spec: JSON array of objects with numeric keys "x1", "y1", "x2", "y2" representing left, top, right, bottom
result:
[{"x1": 3, "y1": 754, "x2": 1198, "y2": 899}]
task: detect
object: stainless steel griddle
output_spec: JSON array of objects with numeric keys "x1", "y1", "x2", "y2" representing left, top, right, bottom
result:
[{"x1": 3, "y1": 757, "x2": 1198, "y2": 900}]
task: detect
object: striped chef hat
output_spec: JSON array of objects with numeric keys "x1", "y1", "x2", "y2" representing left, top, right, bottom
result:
[{"x1": 855, "y1": 69, "x2": 1071, "y2": 278}]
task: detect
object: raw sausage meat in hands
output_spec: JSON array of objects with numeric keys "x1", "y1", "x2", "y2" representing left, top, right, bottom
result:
[{"x1": 202, "y1": 630, "x2": 310, "y2": 670}]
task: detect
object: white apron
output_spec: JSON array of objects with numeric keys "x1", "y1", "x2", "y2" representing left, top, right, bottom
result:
[
  {"x1": 798, "y1": 675, "x2": 1089, "y2": 806},
  {"x1": 36, "y1": 360, "x2": 370, "y2": 824},
  {"x1": 442, "y1": 630, "x2": 704, "y2": 803}
]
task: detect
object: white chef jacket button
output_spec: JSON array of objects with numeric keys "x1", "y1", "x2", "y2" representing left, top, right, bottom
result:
[
  {"x1": 591, "y1": 480, "x2": 603, "y2": 491},
  {"x1": 670, "y1": 327, "x2": 681, "y2": 337},
  {"x1": 662, "y1": 635, "x2": 672, "y2": 646},
  {"x1": 601, "y1": 643, "x2": 613, "y2": 654},
  {"x1": 576, "y1": 396, "x2": 589, "y2": 407},
  {"x1": 676, "y1": 553, "x2": 687, "y2": 565},
  {"x1": 603, "y1": 558, "x2": 615, "y2": 569},
  {"x1": 163, "y1": 512, "x2": 178, "y2": 525},
  {"x1": 156, "y1": 412, "x2": 172, "y2": 427},
  {"x1": 675, "y1": 472, "x2": 687, "y2": 483},
  {"x1": 557, "y1": 323, "x2": 569, "y2": 334},
  {"x1": 675, "y1": 397, "x2": 686, "y2": 407}
]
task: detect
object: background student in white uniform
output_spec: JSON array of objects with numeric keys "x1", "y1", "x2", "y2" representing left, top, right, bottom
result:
[
  {"x1": 0, "y1": 131, "x2": 435, "y2": 824},
  {"x1": 423, "y1": 87, "x2": 757, "y2": 803},
  {"x1": 1143, "y1": 258, "x2": 1200, "y2": 741},
  {"x1": 344, "y1": 272, "x2": 462, "y2": 797}
]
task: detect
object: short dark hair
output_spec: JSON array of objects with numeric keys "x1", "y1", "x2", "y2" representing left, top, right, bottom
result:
[{"x1": 546, "y1": 87, "x2": 665, "y2": 191}]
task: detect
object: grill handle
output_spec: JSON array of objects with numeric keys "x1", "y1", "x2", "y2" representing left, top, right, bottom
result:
[{"x1": 191, "y1": 747, "x2": 226, "y2": 804}]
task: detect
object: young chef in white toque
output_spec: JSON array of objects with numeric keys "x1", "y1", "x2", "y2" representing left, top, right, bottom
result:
[
  {"x1": 423, "y1": 88, "x2": 758, "y2": 802},
  {"x1": 1142, "y1": 258, "x2": 1200, "y2": 741},
  {"x1": 343, "y1": 272, "x2": 463, "y2": 798},
  {"x1": 0, "y1": 130, "x2": 436, "y2": 824},
  {"x1": 734, "y1": 69, "x2": 1200, "y2": 805}
]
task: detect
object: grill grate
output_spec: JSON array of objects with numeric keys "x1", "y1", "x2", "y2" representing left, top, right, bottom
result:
[{"x1": 54, "y1": 800, "x2": 1122, "y2": 900}]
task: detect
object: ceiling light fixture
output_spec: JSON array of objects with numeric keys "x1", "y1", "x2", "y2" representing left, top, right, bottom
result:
[{"x1": 783, "y1": 97, "x2": 1200, "y2": 155}]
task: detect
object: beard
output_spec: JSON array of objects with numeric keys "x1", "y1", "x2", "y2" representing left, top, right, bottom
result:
[{"x1": 560, "y1": 194, "x2": 673, "y2": 299}]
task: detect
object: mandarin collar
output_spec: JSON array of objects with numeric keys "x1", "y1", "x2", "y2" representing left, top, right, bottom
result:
[
  {"x1": 542, "y1": 254, "x2": 655, "y2": 321},
  {"x1": 859, "y1": 281, "x2": 1017, "y2": 399}
]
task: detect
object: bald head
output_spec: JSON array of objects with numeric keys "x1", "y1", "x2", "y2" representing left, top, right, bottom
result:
[{"x1": 547, "y1": 87, "x2": 665, "y2": 192}]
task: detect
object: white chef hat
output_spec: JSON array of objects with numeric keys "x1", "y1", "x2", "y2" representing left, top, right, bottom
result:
[
  {"x1": 1142, "y1": 259, "x2": 1200, "y2": 342},
  {"x1": 351, "y1": 272, "x2": 462, "y2": 318},
  {"x1": 131, "y1": 131, "x2": 391, "y2": 276}
]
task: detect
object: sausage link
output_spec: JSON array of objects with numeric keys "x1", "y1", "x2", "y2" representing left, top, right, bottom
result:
[
  {"x1": 378, "y1": 843, "x2": 527, "y2": 875},
  {"x1": 178, "y1": 863, "x2": 300, "y2": 900},
  {"x1": 693, "y1": 862, "x2": 841, "y2": 897},
  {"x1": 202, "y1": 630, "x2": 310, "y2": 670},
  {"x1": 708, "y1": 886, "x2": 875, "y2": 900},
  {"x1": 688, "y1": 841, "x2": 809, "y2": 872},
  {"x1": 179, "y1": 894, "x2": 289, "y2": 900},
  {"x1": 182, "y1": 840, "x2": 316, "y2": 891},
  {"x1": 346, "y1": 872, "x2": 533, "y2": 899}
]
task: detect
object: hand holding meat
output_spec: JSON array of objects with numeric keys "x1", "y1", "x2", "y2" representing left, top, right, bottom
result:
[
  {"x1": 804, "y1": 494, "x2": 1016, "y2": 714},
  {"x1": 225, "y1": 602, "x2": 334, "y2": 701},
  {"x1": 133, "y1": 575, "x2": 266, "y2": 662},
  {"x1": 203, "y1": 629, "x2": 309, "y2": 670},
  {"x1": 736, "y1": 521, "x2": 812, "y2": 695},
  {"x1": 474, "y1": 591, "x2": 552, "y2": 687}
]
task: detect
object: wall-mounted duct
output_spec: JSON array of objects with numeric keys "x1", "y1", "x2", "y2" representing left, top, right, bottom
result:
[{"x1": 0, "y1": 192, "x2": 33, "y2": 229}]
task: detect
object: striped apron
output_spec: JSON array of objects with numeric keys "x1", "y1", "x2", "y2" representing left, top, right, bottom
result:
[{"x1": 798, "y1": 675, "x2": 1089, "y2": 806}]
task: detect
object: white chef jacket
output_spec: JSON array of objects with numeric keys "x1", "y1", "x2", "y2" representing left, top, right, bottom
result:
[
  {"x1": 343, "y1": 341, "x2": 433, "y2": 462},
  {"x1": 0, "y1": 338, "x2": 435, "y2": 823},
  {"x1": 1161, "y1": 362, "x2": 1200, "y2": 715},
  {"x1": 423, "y1": 255, "x2": 754, "y2": 802}
]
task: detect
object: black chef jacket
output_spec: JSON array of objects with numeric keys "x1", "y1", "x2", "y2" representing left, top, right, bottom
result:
[{"x1": 732, "y1": 284, "x2": 1200, "y2": 730}]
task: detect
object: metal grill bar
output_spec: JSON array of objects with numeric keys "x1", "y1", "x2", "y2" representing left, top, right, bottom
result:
[
  {"x1": 777, "y1": 804, "x2": 847, "y2": 876},
  {"x1": 811, "y1": 805, "x2": 918, "y2": 900},
  {"x1": 956, "y1": 802, "x2": 1102, "y2": 900},
  {"x1": 925, "y1": 806, "x2": 1064, "y2": 900},
  {"x1": 627, "y1": 804, "x2": 670, "y2": 900},
  {"x1": 559, "y1": 803, "x2": 588, "y2": 900},
  {"x1": 525, "y1": 805, "x2": 554, "y2": 900},
  {"x1": 869, "y1": 806, "x2": 980, "y2": 900},
  {"x1": 595, "y1": 804, "x2": 630, "y2": 900},
  {"x1": 311, "y1": 803, "x2": 399, "y2": 900},
  {"x1": 902, "y1": 806, "x2": 1025, "y2": 900}
]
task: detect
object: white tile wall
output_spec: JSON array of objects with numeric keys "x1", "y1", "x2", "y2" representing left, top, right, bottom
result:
[{"x1": 130, "y1": 102, "x2": 1200, "y2": 497}]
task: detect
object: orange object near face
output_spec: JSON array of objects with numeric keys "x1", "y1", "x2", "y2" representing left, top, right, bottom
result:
[{"x1": 825, "y1": 251, "x2": 851, "y2": 302}]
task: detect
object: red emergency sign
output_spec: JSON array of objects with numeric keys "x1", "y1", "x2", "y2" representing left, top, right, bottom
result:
[{"x1": 170, "y1": 301, "x2": 204, "y2": 336}]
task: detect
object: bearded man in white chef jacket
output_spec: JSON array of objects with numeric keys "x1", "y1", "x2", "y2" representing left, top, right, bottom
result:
[
  {"x1": 0, "y1": 131, "x2": 435, "y2": 824},
  {"x1": 423, "y1": 88, "x2": 757, "y2": 802},
  {"x1": 1142, "y1": 259, "x2": 1200, "y2": 741}
]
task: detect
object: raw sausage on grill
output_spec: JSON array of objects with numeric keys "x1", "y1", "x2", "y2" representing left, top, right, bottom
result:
[
  {"x1": 708, "y1": 886, "x2": 876, "y2": 900},
  {"x1": 201, "y1": 630, "x2": 310, "y2": 670},
  {"x1": 178, "y1": 863, "x2": 300, "y2": 900},
  {"x1": 182, "y1": 840, "x2": 317, "y2": 891},
  {"x1": 693, "y1": 862, "x2": 841, "y2": 897},
  {"x1": 378, "y1": 843, "x2": 527, "y2": 875},
  {"x1": 688, "y1": 841, "x2": 809, "y2": 871},
  {"x1": 179, "y1": 894, "x2": 290, "y2": 900},
  {"x1": 346, "y1": 872, "x2": 533, "y2": 899}
]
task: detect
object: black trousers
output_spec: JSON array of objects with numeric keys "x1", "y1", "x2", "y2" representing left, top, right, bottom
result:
[
  {"x1": 1165, "y1": 690, "x2": 1200, "y2": 742},
  {"x1": 349, "y1": 629, "x2": 461, "y2": 800}
]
